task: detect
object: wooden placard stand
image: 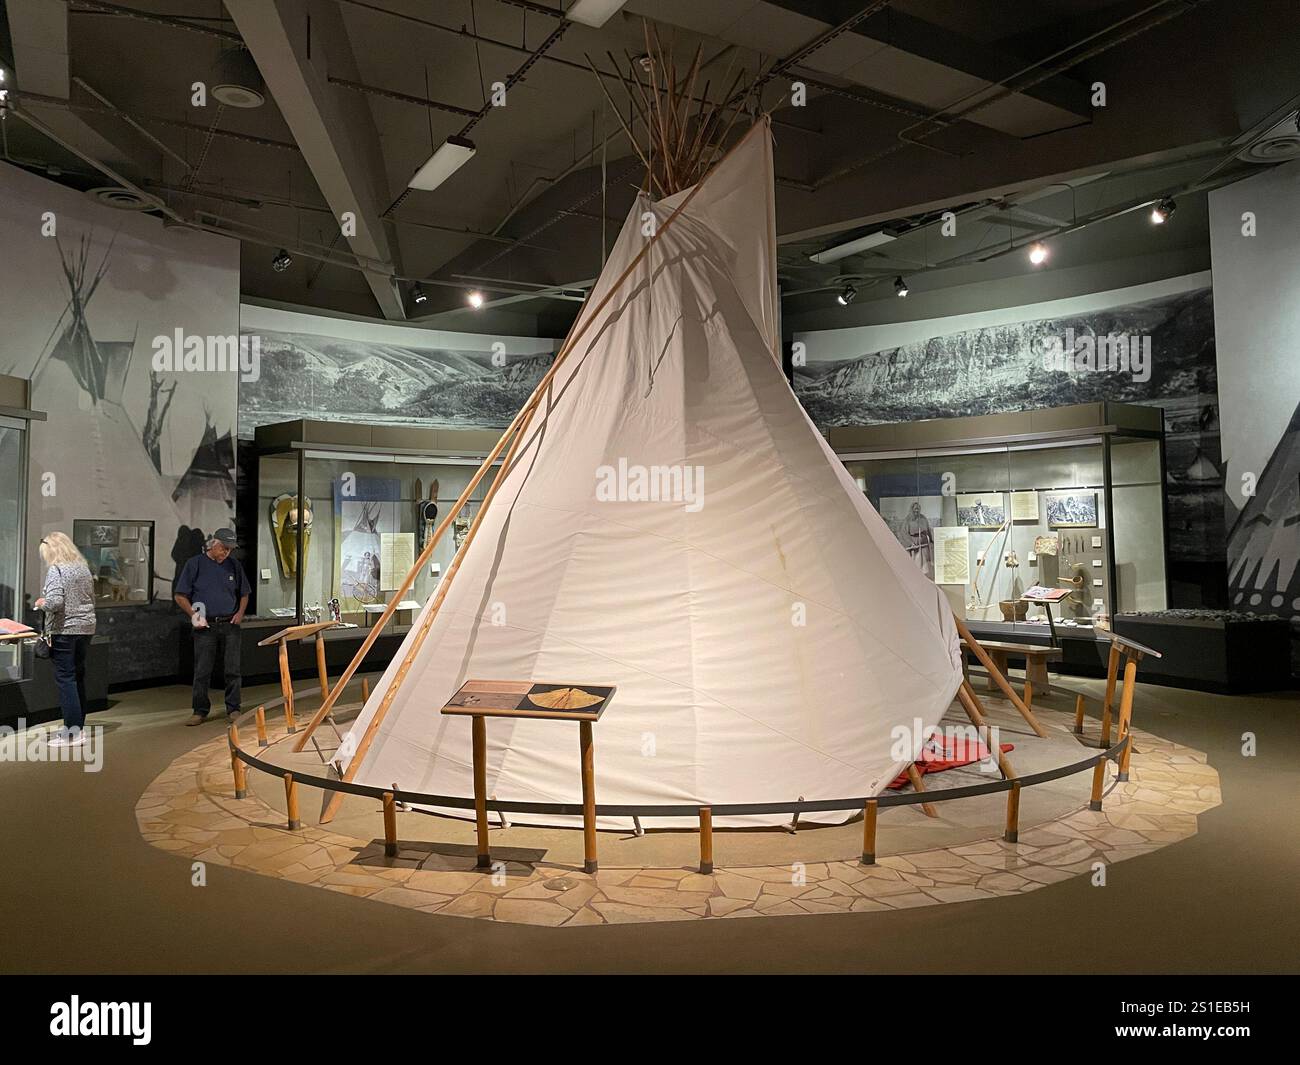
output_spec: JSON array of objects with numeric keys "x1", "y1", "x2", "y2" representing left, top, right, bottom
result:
[
  {"x1": 256, "y1": 621, "x2": 338, "y2": 734},
  {"x1": 440, "y1": 681, "x2": 616, "y2": 874}
]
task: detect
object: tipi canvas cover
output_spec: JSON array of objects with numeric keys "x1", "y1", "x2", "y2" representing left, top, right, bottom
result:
[{"x1": 334, "y1": 121, "x2": 964, "y2": 827}]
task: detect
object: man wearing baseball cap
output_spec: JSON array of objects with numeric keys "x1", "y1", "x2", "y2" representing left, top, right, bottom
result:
[{"x1": 174, "y1": 528, "x2": 251, "y2": 725}]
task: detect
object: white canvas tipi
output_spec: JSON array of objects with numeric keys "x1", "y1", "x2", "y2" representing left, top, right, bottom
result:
[{"x1": 329, "y1": 120, "x2": 965, "y2": 827}]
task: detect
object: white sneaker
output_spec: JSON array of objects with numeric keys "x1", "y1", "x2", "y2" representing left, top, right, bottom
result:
[{"x1": 48, "y1": 729, "x2": 85, "y2": 748}]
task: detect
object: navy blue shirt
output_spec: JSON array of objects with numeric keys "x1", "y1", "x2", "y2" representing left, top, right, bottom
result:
[{"x1": 175, "y1": 553, "x2": 251, "y2": 618}]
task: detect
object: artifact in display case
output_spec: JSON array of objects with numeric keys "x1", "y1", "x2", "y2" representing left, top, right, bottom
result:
[
  {"x1": 253, "y1": 420, "x2": 498, "y2": 636},
  {"x1": 832, "y1": 402, "x2": 1169, "y2": 643},
  {"x1": 269, "y1": 493, "x2": 312, "y2": 578}
]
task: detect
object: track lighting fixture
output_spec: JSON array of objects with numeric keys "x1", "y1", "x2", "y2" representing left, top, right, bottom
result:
[
  {"x1": 1028, "y1": 242, "x2": 1049, "y2": 266},
  {"x1": 836, "y1": 282, "x2": 858, "y2": 306},
  {"x1": 1150, "y1": 197, "x2": 1176, "y2": 224},
  {"x1": 271, "y1": 248, "x2": 292, "y2": 272},
  {"x1": 894, "y1": 276, "x2": 909, "y2": 297},
  {"x1": 411, "y1": 283, "x2": 428, "y2": 305},
  {"x1": 466, "y1": 290, "x2": 485, "y2": 309}
]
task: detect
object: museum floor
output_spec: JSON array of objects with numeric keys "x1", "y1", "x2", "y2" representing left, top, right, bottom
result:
[{"x1": 2, "y1": 672, "x2": 1297, "y2": 974}]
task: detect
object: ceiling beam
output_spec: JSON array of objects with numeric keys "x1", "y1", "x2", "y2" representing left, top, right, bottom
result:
[
  {"x1": 6, "y1": 0, "x2": 160, "y2": 179},
  {"x1": 224, "y1": 0, "x2": 405, "y2": 319}
]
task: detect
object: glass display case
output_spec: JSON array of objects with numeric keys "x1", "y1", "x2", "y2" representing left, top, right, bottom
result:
[
  {"x1": 72, "y1": 519, "x2": 155, "y2": 605},
  {"x1": 252, "y1": 421, "x2": 500, "y2": 642},
  {"x1": 0, "y1": 374, "x2": 44, "y2": 685},
  {"x1": 830, "y1": 402, "x2": 1168, "y2": 644}
]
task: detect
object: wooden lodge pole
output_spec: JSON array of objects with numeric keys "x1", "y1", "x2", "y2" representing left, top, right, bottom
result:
[
  {"x1": 1004, "y1": 780, "x2": 1021, "y2": 843},
  {"x1": 284, "y1": 772, "x2": 300, "y2": 830},
  {"x1": 255, "y1": 704, "x2": 268, "y2": 747},
  {"x1": 698, "y1": 806, "x2": 713, "y2": 874},
  {"x1": 905, "y1": 764, "x2": 939, "y2": 818},
  {"x1": 953, "y1": 616, "x2": 1048, "y2": 738},
  {"x1": 382, "y1": 791, "x2": 398, "y2": 858},
  {"x1": 1073, "y1": 693, "x2": 1087, "y2": 735},
  {"x1": 313, "y1": 122, "x2": 772, "y2": 819},
  {"x1": 861, "y1": 799, "x2": 878, "y2": 865},
  {"x1": 957, "y1": 681, "x2": 1016, "y2": 780}
]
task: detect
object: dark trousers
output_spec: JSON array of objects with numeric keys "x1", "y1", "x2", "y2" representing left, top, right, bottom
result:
[
  {"x1": 50, "y1": 634, "x2": 91, "y2": 730},
  {"x1": 192, "y1": 619, "x2": 241, "y2": 716}
]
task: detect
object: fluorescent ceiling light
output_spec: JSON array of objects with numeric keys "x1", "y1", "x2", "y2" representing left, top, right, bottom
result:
[
  {"x1": 565, "y1": 0, "x2": 629, "y2": 27},
  {"x1": 810, "y1": 230, "x2": 895, "y2": 264},
  {"x1": 408, "y1": 136, "x2": 476, "y2": 192}
]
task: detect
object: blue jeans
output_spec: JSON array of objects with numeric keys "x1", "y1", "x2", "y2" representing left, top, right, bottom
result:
[
  {"x1": 192, "y1": 619, "x2": 241, "y2": 716},
  {"x1": 50, "y1": 634, "x2": 91, "y2": 730}
]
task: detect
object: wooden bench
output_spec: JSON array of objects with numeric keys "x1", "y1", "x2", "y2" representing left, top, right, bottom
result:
[{"x1": 961, "y1": 638, "x2": 1062, "y2": 696}]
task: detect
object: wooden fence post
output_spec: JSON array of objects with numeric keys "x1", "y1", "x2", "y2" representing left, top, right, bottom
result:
[
  {"x1": 382, "y1": 791, "x2": 398, "y2": 858},
  {"x1": 1089, "y1": 757, "x2": 1108, "y2": 811},
  {"x1": 861, "y1": 799, "x2": 878, "y2": 866},
  {"x1": 1004, "y1": 780, "x2": 1021, "y2": 843},
  {"x1": 699, "y1": 806, "x2": 713, "y2": 874},
  {"x1": 284, "y1": 773, "x2": 300, "y2": 830}
]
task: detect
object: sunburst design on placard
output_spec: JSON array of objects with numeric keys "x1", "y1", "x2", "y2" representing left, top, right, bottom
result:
[{"x1": 527, "y1": 687, "x2": 602, "y2": 711}]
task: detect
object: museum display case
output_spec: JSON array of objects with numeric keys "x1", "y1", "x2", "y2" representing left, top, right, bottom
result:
[
  {"x1": 252, "y1": 420, "x2": 500, "y2": 643},
  {"x1": 830, "y1": 402, "x2": 1169, "y2": 646},
  {"x1": 0, "y1": 375, "x2": 44, "y2": 685},
  {"x1": 71, "y1": 519, "x2": 155, "y2": 605}
]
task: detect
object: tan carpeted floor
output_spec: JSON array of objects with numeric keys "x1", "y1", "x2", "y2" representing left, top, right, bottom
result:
[{"x1": 2, "y1": 674, "x2": 1297, "y2": 973}]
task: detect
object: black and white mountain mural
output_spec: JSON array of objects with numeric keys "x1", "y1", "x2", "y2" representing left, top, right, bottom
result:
[
  {"x1": 238, "y1": 308, "x2": 558, "y2": 437},
  {"x1": 794, "y1": 275, "x2": 1223, "y2": 581}
]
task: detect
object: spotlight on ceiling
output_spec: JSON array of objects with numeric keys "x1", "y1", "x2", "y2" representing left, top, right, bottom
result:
[
  {"x1": 408, "y1": 136, "x2": 477, "y2": 192},
  {"x1": 411, "y1": 282, "x2": 428, "y2": 305},
  {"x1": 1028, "y1": 242, "x2": 1049, "y2": 266},
  {"x1": 1150, "y1": 197, "x2": 1177, "y2": 225},
  {"x1": 836, "y1": 283, "x2": 858, "y2": 306},
  {"x1": 272, "y1": 248, "x2": 292, "y2": 272},
  {"x1": 211, "y1": 48, "x2": 266, "y2": 109},
  {"x1": 466, "y1": 290, "x2": 485, "y2": 309},
  {"x1": 894, "y1": 276, "x2": 909, "y2": 298}
]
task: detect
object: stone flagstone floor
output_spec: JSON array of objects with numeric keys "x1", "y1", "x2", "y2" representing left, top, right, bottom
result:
[{"x1": 135, "y1": 717, "x2": 1221, "y2": 927}]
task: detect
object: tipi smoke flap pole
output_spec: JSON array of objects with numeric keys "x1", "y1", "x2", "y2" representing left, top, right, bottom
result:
[
  {"x1": 953, "y1": 616, "x2": 1049, "y2": 738},
  {"x1": 312, "y1": 120, "x2": 772, "y2": 819}
]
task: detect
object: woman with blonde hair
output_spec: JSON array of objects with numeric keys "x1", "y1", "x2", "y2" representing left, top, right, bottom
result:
[{"x1": 34, "y1": 531, "x2": 96, "y2": 746}]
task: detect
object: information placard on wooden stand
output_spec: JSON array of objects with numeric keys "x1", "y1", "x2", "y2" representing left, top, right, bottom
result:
[{"x1": 440, "y1": 681, "x2": 616, "y2": 873}]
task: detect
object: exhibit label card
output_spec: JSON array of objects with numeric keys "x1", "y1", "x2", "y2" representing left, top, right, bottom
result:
[
  {"x1": 934, "y1": 526, "x2": 970, "y2": 585},
  {"x1": 1009, "y1": 491, "x2": 1039, "y2": 521},
  {"x1": 380, "y1": 532, "x2": 416, "y2": 591}
]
